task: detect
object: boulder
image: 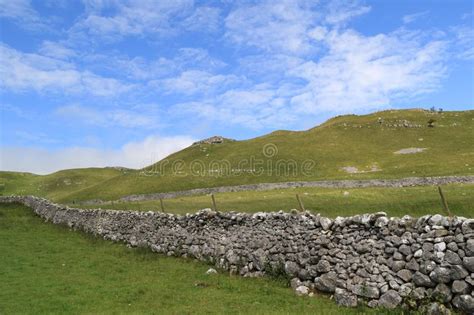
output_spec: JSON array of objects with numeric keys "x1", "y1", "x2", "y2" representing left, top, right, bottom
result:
[
  {"x1": 430, "y1": 267, "x2": 451, "y2": 284},
  {"x1": 320, "y1": 217, "x2": 332, "y2": 230},
  {"x1": 316, "y1": 259, "x2": 331, "y2": 273},
  {"x1": 205, "y1": 268, "x2": 217, "y2": 275},
  {"x1": 444, "y1": 250, "x2": 462, "y2": 265},
  {"x1": 378, "y1": 290, "x2": 402, "y2": 309},
  {"x1": 463, "y1": 256, "x2": 474, "y2": 272},
  {"x1": 351, "y1": 284, "x2": 380, "y2": 299},
  {"x1": 284, "y1": 261, "x2": 300, "y2": 277},
  {"x1": 397, "y1": 269, "x2": 413, "y2": 282},
  {"x1": 295, "y1": 285, "x2": 310, "y2": 296},
  {"x1": 413, "y1": 271, "x2": 435, "y2": 287},
  {"x1": 466, "y1": 239, "x2": 474, "y2": 257},
  {"x1": 452, "y1": 294, "x2": 474, "y2": 314},
  {"x1": 334, "y1": 288, "x2": 358, "y2": 307},
  {"x1": 451, "y1": 280, "x2": 469, "y2": 294},
  {"x1": 314, "y1": 272, "x2": 337, "y2": 293}
]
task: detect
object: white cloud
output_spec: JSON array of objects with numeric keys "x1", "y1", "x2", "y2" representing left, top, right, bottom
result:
[
  {"x1": 324, "y1": 0, "x2": 371, "y2": 25},
  {"x1": 55, "y1": 104, "x2": 159, "y2": 129},
  {"x1": 74, "y1": 0, "x2": 219, "y2": 40},
  {"x1": 0, "y1": 135, "x2": 195, "y2": 174},
  {"x1": 402, "y1": 11, "x2": 429, "y2": 24},
  {"x1": 0, "y1": 0, "x2": 50, "y2": 30},
  {"x1": 452, "y1": 25, "x2": 474, "y2": 60},
  {"x1": 157, "y1": 70, "x2": 241, "y2": 95},
  {"x1": 182, "y1": 6, "x2": 221, "y2": 32},
  {"x1": 0, "y1": 44, "x2": 131, "y2": 96},
  {"x1": 225, "y1": 0, "x2": 321, "y2": 54},
  {"x1": 39, "y1": 41, "x2": 77, "y2": 59},
  {"x1": 288, "y1": 29, "x2": 448, "y2": 113}
]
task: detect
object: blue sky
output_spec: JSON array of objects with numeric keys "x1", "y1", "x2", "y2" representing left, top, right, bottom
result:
[{"x1": 0, "y1": 0, "x2": 473, "y2": 174}]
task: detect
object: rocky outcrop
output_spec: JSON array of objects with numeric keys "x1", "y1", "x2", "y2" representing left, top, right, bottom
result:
[
  {"x1": 1, "y1": 195, "x2": 472, "y2": 313},
  {"x1": 192, "y1": 136, "x2": 235, "y2": 146}
]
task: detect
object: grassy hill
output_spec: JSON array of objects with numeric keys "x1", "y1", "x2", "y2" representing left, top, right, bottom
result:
[
  {"x1": 1, "y1": 109, "x2": 473, "y2": 203},
  {"x1": 0, "y1": 168, "x2": 127, "y2": 201}
]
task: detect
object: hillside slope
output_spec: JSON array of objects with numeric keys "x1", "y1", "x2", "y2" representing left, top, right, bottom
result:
[
  {"x1": 59, "y1": 109, "x2": 474, "y2": 202},
  {"x1": 0, "y1": 168, "x2": 128, "y2": 200},
  {"x1": 2, "y1": 109, "x2": 473, "y2": 202}
]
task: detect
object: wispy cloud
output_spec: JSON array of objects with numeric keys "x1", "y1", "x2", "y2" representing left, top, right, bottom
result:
[
  {"x1": 403, "y1": 11, "x2": 429, "y2": 24},
  {"x1": 0, "y1": 44, "x2": 132, "y2": 96},
  {"x1": 156, "y1": 70, "x2": 241, "y2": 96},
  {"x1": 225, "y1": 0, "x2": 321, "y2": 54},
  {"x1": 72, "y1": 0, "x2": 219, "y2": 41},
  {"x1": 288, "y1": 29, "x2": 448, "y2": 113},
  {"x1": 55, "y1": 104, "x2": 161, "y2": 129},
  {"x1": 0, "y1": 0, "x2": 52, "y2": 31}
]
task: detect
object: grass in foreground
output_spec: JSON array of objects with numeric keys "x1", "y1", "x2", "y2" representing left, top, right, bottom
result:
[
  {"x1": 79, "y1": 184, "x2": 474, "y2": 218},
  {"x1": 0, "y1": 203, "x2": 414, "y2": 315}
]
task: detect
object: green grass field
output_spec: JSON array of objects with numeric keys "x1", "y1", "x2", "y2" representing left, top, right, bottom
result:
[
  {"x1": 1, "y1": 109, "x2": 473, "y2": 203},
  {"x1": 0, "y1": 203, "x2": 413, "y2": 315},
  {"x1": 78, "y1": 184, "x2": 474, "y2": 218}
]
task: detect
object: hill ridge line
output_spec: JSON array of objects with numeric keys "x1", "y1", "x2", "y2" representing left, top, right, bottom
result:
[{"x1": 81, "y1": 175, "x2": 474, "y2": 205}]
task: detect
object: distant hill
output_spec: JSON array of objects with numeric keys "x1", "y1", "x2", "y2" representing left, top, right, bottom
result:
[{"x1": 1, "y1": 109, "x2": 473, "y2": 202}]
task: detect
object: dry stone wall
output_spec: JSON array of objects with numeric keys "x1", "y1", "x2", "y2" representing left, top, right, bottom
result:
[
  {"x1": 1, "y1": 195, "x2": 473, "y2": 313},
  {"x1": 84, "y1": 175, "x2": 474, "y2": 204}
]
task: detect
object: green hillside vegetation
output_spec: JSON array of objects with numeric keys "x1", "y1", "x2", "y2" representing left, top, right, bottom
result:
[
  {"x1": 79, "y1": 184, "x2": 474, "y2": 218},
  {"x1": 1, "y1": 203, "x2": 409, "y2": 315},
  {"x1": 0, "y1": 168, "x2": 127, "y2": 200},
  {"x1": 1, "y1": 109, "x2": 473, "y2": 203}
]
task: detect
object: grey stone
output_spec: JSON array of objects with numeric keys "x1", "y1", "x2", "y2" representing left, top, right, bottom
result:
[
  {"x1": 397, "y1": 269, "x2": 413, "y2": 282},
  {"x1": 422, "y1": 302, "x2": 451, "y2": 315},
  {"x1": 432, "y1": 283, "x2": 452, "y2": 303},
  {"x1": 314, "y1": 272, "x2": 337, "y2": 293},
  {"x1": 206, "y1": 268, "x2": 217, "y2": 275},
  {"x1": 434, "y1": 242, "x2": 446, "y2": 252},
  {"x1": 461, "y1": 219, "x2": 474, "y2": 234},
  {"x1": 334, "y1": 288, "x2": 358, "y2": 307},
  {"x1": 290, "y1": 278, "x2": 302, "y2": 290},
  {"x1": 284, "y1": 261, "x2": 300, "y2": 277},
  {"x1": 430, "y1": 267, "x2": 451, "y2": 284},
  {"x1": 351, "y1": 284, "x2": 380, "y2": 299},
  {"x1": 445, "y1": 250, "x2": 462, "y2": 265},
  {"x1": 429, "y1": 214, "x2": 444, "y2": 226},
  {"x1": 316, "y1": 259, "x2": 331, "y2": 273},
  {"x1": 452, "y1": 294, "x2": 474, "y2": 314},
  {"x1": 414, "y1": 249, "x2": 423, "y2": 258},
  {"x1": 466, "y1": 239, "x2": 474, "y2": 257},
  {"x1": 320, "y1": 217, "x2": 332, "y2": 230},
  {"x1": 412, "y1": 287, "x2": 427, "y2": 300},
  {"x1": 406, "y1": 258, "x2": 420, "y2": 271},
  {"x1": 413, "y1": 271, "x2": 435, "y2": 287},
  {"x1": 451, "y1": 280, "x2": 469, "y2": 294},
  {"x1": 463, "y1": 256, "x2": 474, "y2": 272},
  {"x1": 295, "y1": 285, "x2": 310, "y2": 296},
  {"x1": 399, "y1": 244, "x2": 411, "y2": 256},
  {"x1": 450, "y1": 265, "x2": 469, "y2": 281}
]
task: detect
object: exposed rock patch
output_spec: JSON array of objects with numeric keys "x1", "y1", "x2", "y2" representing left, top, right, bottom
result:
[{"x1": 394, "y1": 147, "x2": 427, "y2": 154}]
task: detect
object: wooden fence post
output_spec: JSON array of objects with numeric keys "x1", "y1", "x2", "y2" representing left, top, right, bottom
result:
[
  {"x1": 211, "y1": 194, "x2": 218, "y2": 211},
  {"x1": 438, "y1": 186, "x2": 452, "y2": 217},
  {"x1": 296, "y1": 194, "x2": 305, "y2": 212},
  {"x1": 160, "y1": 198, "x2": 165, "y2": 212}
]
